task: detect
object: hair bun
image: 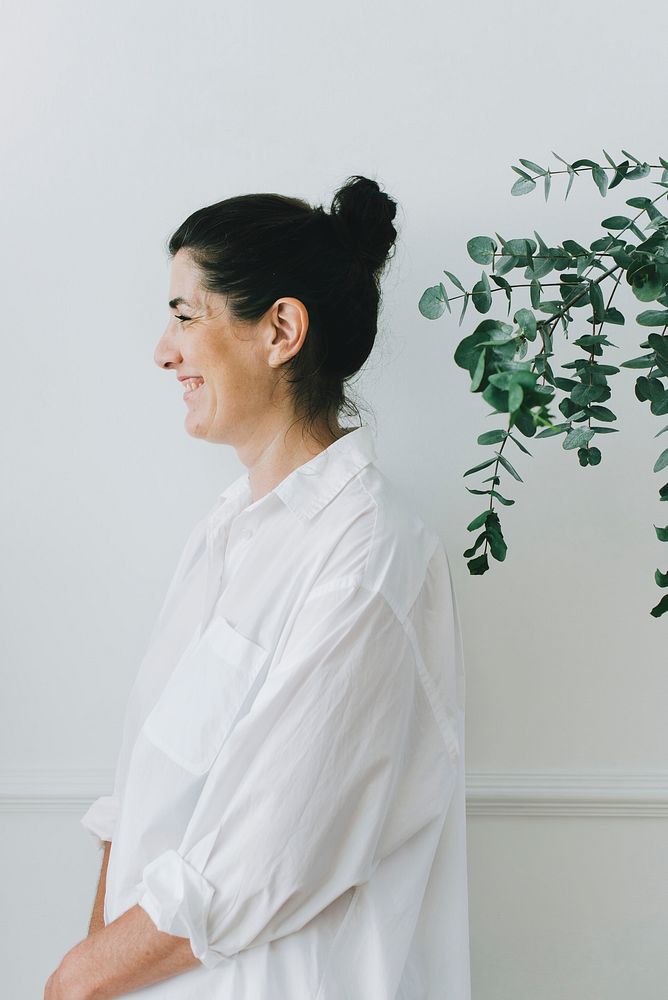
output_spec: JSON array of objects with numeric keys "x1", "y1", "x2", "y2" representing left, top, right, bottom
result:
[{"x1": 329, "y1": 175, "x2": 398, "y2": 275}]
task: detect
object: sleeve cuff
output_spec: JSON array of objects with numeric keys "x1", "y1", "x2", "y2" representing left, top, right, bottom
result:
[
  {"x1": 134, "y1": 848, "x2": 221, "y2": 969},
  {"x1": 80, "y1": 794, "x2": 117, "y2": 845}
]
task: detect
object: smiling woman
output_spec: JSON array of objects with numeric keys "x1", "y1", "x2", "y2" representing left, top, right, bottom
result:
[
  {"x1": 153, "y1": 178, "x2": 398, "y2": 450},
  {"x1": 68, "y1": 176, "x2": 470, "y2": 1000}
]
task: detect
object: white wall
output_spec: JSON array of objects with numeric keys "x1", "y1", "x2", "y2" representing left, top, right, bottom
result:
[{"x1": 2, "y1": 0, "x2": 667, "y2": 996}]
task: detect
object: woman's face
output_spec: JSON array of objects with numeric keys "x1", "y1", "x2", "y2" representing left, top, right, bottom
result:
[{"x1": 155, "y1": 249, "x2": 299, "y2": 445}]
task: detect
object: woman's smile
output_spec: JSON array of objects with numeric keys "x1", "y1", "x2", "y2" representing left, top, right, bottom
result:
[{"x1": 182, "y1": 377, "x2": 205, "y2": 400}]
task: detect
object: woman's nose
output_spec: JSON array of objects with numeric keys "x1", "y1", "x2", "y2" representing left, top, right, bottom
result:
[{"x1": 154, "y1": 324, "x2": 182, "y2": 370}]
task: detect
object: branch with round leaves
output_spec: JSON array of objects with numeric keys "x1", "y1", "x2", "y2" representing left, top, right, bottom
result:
[{"x1": 419, "y1": 150, "x2": 668, "y2": 618}]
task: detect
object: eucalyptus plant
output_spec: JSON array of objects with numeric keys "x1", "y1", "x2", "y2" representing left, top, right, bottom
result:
[{"x1": 419, "y1": 150, "x2": 668, "y2": 618}]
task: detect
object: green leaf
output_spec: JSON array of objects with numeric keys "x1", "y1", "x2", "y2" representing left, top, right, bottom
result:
[
  {"x1": 571, "y1": 383, "x2": 609, "y2": 406},
  {"x1": 592, "y1": 164, "x2": 609, "y2": 196},
  {"x1": 491, "y1": 491, "x2": 515, "y2": 506},
  {"x1": 470, "y1": 347, "x2": 486, "y2": 392},
  {"x1": 477, "y1": 429, "x2": 507, "y2": 445},
  {"x1": 589, "y1": 280, "x2": 605, "y2": 322},
  {"x1": 637, "y1": 310, "x2": 668, "y2": 326},
  {"x1": 602, "y1": 215, "x2": 631, "y2": 229},
  {"x1": 650, "y1": 593, "x2": 668, "y2": 618},
  {"x1": 649, "y1": 334, "x2": 668, "y2": 361},
  {"x1": 507, "y1": 433, "x2": 533, "y2": 456},
  {"x1": 535, "y1": 424, "x2": 569, "y2": 438},
  {"x1": 485, "y1": 513, "x2": 507, "y2": 561},
  {"x1": 654, "y1": 447, "x2": 668, "y2": 473},
  {"x1": 459, "y1": 291, "x2": 470, "y2": 327},
  {"x1": 439, "y1": 282, "x2": 452, "y2": 314},
  {"x1": 514, "y1": 307, "x2": 537, "y2": 341},
  {"x1": 651, "y1": 393, "x2": 668, "y2": 417},
  {"x1": 573, "y1": 333, "x2": 617, "y2": 348},
  {"x1": 463, "y1": 531, "x2": 487, "y2": 558},
  {"x1": 562, "y1": 239, "x2": 587, "y2": 256},
  {"x1": 418, "y1": 284, "x2": 449, "y2": 320},
  {"x1": 654, "y1": 524, "x2": 668, "y2": 541},
  {"x1": 511, "y1": 176, "x2": 537, "y2": 196},
  {"x1": 495, "y1": 451, "x2": 524, "y2": 482},
  {"x1": 467, "y1": 553, "x2": 489, "y2": 576},
  {"x1": 490, "y1": 274, "x2": 512, "y2": 313},
  {"x1": 494, "y1": 255, "x2": 518, "y2": 276},
  {"x1": 530, "y1": 279, "x2": 541, "y2": 309},
  {"x1": 588, "y1": 404, "x2": 617, "y2": 421},
  {"x1": 467, "y1": 237, "x2": 497, "y2": 266},
  {"x1": 471, "y1": 271, "x2": 493, "y2": 313},
  {"x1": 454, "y1": 319, "x2": 514, "y2": 374},
  {"x1": 544, "y1": 171, "x2": 551, "y2": 202},
  {"x1": 462, "y1": 457, "x2": 497, "y2": 478},
  {"x1": 467, "y1": 509, "x2": 493, "y2": 532},
  {"x1": 655, "y1": 568, "x2": 668, "y2": 587},
  {"x1": 505, "y1": 238, "x2": 538, "y2": 256},
  {"x1": 620, "y1": 354, "x2": 656, "y2": 369},
  {"x1": 629, "y1": 262, "x2": 666, "y2": 302},
  {"x1": 443, "y1": 270, "x2": 465, "y2": 293},
  {"x1": 519, "y1": 158, "x2": 546, "y2": 175},
  {"x1": 563, "y1": 427, "x2": 595, "y2": 449},
  {"x1": 609, "y1": 160, "x2": 630, "y2": 190},
  {"x1": 602, "y1": 307, "x2": 625, "y2": 325},
  {"x1": 565, "y1": 167, "x2": 576, "y2": 200},
  {"x1": 626, "y1": 162, "x2": 651, "y2": 180},
  {"x1": 508, "y1": 383, "x2": 524, "y2": 412}
]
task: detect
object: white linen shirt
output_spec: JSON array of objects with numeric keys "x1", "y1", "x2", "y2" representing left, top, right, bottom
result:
[{"x1": 80, "y1": 424, "x2": 471, "y2": 999}]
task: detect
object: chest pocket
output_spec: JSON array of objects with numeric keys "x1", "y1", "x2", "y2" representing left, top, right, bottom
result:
[{"x1": 141, "y1": 616, "x2": 270, "y2": 775}]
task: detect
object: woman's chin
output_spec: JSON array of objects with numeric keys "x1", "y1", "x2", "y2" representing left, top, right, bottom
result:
[{"x1": 184, "y1": 412, "x2": 209, "y2": 438}]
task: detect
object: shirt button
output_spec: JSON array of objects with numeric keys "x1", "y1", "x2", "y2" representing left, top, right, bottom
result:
[{"x1": 239, "y1": 528, "x2": 254, "y2": 542}]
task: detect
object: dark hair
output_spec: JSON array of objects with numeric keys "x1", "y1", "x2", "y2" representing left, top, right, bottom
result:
[{"x1": 166, "y1": 174, "x2": 399, "y2": 441}]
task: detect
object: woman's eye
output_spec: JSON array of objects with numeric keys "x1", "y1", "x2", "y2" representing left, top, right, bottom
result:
[{"x1": 175, "y1": 314, "x2": 191, "y2": 323}]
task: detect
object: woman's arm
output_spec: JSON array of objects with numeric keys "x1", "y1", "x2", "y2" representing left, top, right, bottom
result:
[
  {"x1": 87, "y1": 841, "x2": 111, "y2": 936},
  {"x1": 48, "y1": 904, "x2": 200, "y2": 999}
]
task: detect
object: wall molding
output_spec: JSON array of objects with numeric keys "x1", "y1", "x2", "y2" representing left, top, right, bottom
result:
[
  {"x1": 2, "y1": 767, "x2": 668, "y2": 818},
  {"x1": 466, "y1": 770, "x2": 668, "y2": 817}
]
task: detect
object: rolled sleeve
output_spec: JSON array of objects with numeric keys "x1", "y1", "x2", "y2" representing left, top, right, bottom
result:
[
  {"x1": 80, "y1": 793, "x2": 118, "y2": 846},
  {"x1": 136, "y1": 848, "x2": 219, "y2": 967},
  {"x1": 134, "y1": 580, "x2": 455, "y2": 968}
]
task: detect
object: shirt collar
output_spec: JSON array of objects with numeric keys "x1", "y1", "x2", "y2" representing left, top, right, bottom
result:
[{"x1": 218, "y1": 424, "x2": 377, "y2": 522}]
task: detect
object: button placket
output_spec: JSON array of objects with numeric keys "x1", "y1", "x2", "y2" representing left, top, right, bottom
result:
[{"x1": 199, "y1": 508, "x2": 236, "y2": 640}]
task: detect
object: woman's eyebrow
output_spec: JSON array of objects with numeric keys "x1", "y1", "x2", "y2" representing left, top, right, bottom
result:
[{"x1": 169, "y1": 297, "x2": 194, "y2": 310}]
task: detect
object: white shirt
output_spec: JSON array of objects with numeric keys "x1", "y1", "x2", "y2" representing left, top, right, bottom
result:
[{"x1": 80, "y1": 424, "x2": 471, "y2": 999}]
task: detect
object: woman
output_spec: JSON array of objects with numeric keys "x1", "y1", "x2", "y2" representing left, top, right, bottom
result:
[{"x1": 47, "y1": 175, "x2": 470, "y2": 999}]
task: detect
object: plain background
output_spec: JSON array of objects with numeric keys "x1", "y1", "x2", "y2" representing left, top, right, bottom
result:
[{"x1": 2, "y1": 1, "x2": 667, "y2": 997}]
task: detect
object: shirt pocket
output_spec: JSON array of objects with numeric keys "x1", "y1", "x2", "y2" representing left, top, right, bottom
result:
[{"x1": 140, "y1": 616, "x2": 269, "y2": 775}]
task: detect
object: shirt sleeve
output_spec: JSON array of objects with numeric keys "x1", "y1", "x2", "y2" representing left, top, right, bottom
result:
[
  {"x1": 133, "y1": 579, "x2": 456, "y2": 968},
  {"x1": 80, "y1": 792, "x2": 118, "y2": 847},
  {"x1": 80, "y1": 515, "x2": 211, "y2": 849}
]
